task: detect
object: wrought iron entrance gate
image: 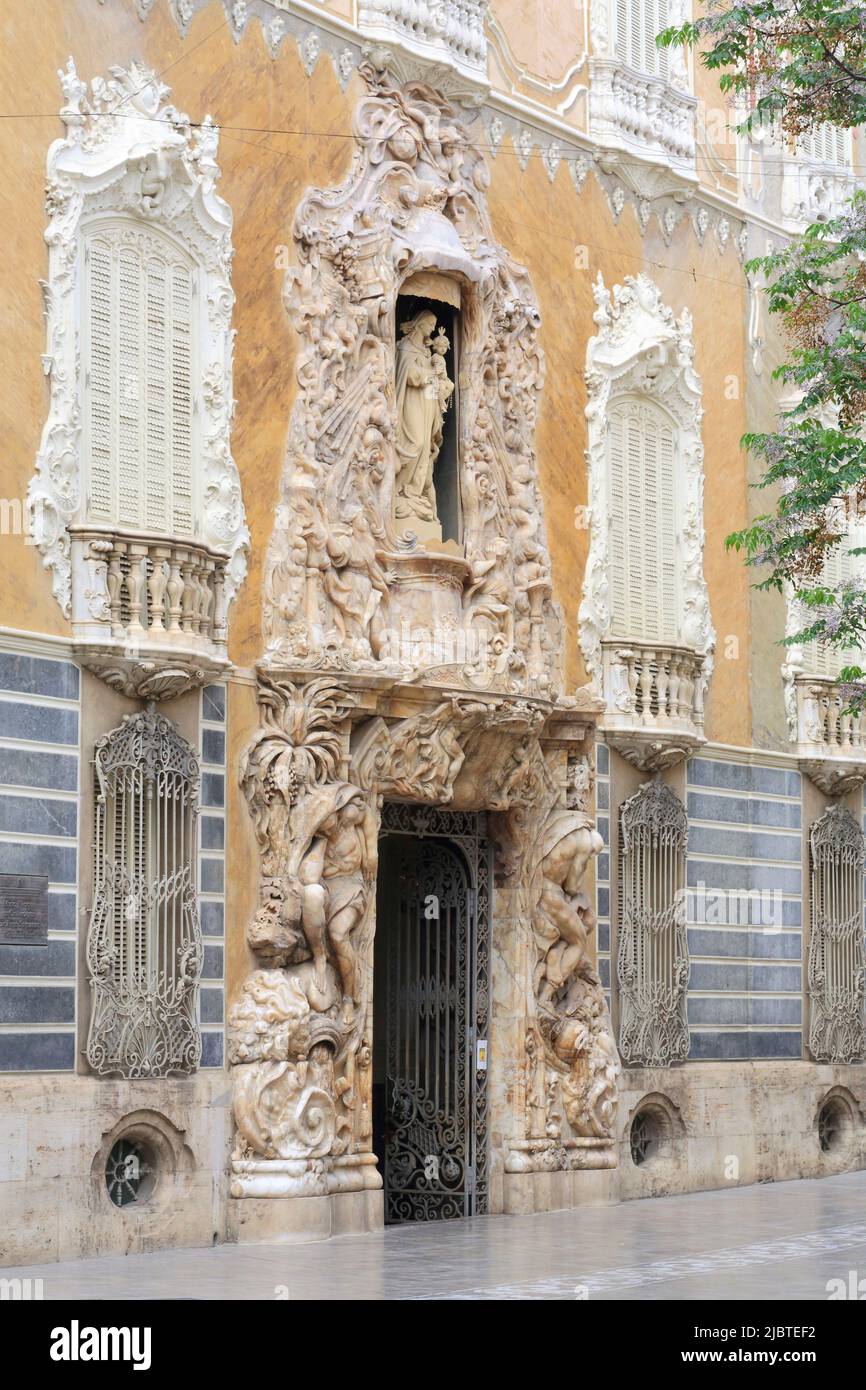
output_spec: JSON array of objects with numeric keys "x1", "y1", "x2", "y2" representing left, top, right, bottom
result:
[{"x1": 376, "y1": 804, "x2": 490, "y2": 1223}]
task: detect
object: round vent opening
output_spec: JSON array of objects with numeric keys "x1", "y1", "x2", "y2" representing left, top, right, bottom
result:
[
  {"x1": 105, "y1": 1136, "x2": 157, "y2": 1207},
  {"x1": 630, "y1": 1108, "x2": 663, "y2": 1167},
  {"x1": 817, "y1": 1097, "x2": 850, "y2": 1155}
]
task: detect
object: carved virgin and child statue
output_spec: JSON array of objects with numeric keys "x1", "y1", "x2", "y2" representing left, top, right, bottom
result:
[{"x1": 393, "y1": 309, "x2": 454, "y2": 535}]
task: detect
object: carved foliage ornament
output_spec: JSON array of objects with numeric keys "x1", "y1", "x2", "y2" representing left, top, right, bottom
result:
[
  {"x1": 31, "y1": 59, "x2": 249, "y2": 616},
  {"x1": 579, "y1": 273, "x2": 714, "y2": 689},
  {"x1": 261, "y1": 63, "x2": 561, "y2": 697}
]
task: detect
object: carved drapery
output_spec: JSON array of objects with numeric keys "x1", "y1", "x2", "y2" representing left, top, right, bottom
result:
[
  {"x1": 229, "y1": 67, "x2": 616, "y2": 1206},
  {"x1": 617, "y1": 780, "x2": 690, "y2": 1067},
  {"x1": 808, "y1": 805, "x2": 866, "y2": 1064}
]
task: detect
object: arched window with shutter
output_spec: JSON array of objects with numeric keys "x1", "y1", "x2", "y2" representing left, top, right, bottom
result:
[
  {"x1": 86, "y1": 706, "x2": 203, "y2": 1078},
  {"x1": 615, "y1": 0, "x2": 670, "y2": 79},
  {"x1": 31, "y1": 60, "x2": 248, "y2": 691},
  {"x1": 580, "y1": 275, "x2": 714, "y2": 766}
]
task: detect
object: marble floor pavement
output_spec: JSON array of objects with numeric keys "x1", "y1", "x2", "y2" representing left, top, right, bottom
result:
[{"x1": 4, "y1": 1170, "x2": 866, "y2": 1300}]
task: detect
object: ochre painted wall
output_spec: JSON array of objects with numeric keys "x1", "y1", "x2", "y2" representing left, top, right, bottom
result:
[{"x1": 2, "y1": 0, "x2": 753, "y2": 747}]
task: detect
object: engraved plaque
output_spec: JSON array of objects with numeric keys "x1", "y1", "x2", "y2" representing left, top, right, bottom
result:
[{"x1": 0, "y1": 874, "x2": 49, "y2": 946}]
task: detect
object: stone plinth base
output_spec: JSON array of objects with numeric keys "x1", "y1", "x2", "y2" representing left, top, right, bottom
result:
[
  {"x1": 229, "y1": 1151, "x2": 382, "y2": 1199},
  {"x1": 502, "y1": 1167, "x2": 618, "y2": 1216},
  {"x1": 227, "y1": 1189, "x2": 384, "y2": 1245}
]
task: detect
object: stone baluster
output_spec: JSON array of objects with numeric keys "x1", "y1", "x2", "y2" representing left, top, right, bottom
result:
[
  {"x1": 148, "y1": 545, "x2": 171, "y2": 636},
  {"x1": 124, "y1": 544, "x2": 148, "y2": 638},
  {"x1": 667, "y1": 655, "x2": 682, "y2": 721},
  {"x1": 212, "y1": 560, "x2": 227, "y2": 648},
  {"x1": 639, "y1": 653, "x2": 655, "y2": 723},
  {"x1": 691, "y1": 656, "x2": 704, "y2": 727},
  {"x1": 199, "y1": 556, "x2": 215, "y2": 639},
  {"x1": 825, "y1": 694, "x2": 839, "y2": 747},
  {"x1": 179, "y1": 550, "x2": 196, "y2": 634},
  {"x1": 107, "y1": 544, "x2": 125, "y2": 639},
  {"x1": 166, "y1": 547, "x2": 184, "y2": 635},
  {"x1": 656, "y1": 653, "x2": 670, "y2": 720}
]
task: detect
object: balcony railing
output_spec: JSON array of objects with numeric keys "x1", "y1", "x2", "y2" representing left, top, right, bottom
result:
[
  {"x1": 600, "y1": 640, "x2": 707, "y2": 769},
  {"x1": 588, "y1": 58, "x2": 697, "y2": 183},
  {"x1": 70, "y1": 526, "x2": 230, "y2": 700},
  {"x1": 791, "y1": 674, "x2": 866, "y2": 793},
  {"x1": 357, "y1": 0, "x2": 490, "y2": 88}
]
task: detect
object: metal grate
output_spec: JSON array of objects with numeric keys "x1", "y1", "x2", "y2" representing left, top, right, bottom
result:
[
  {"x1": 377, "y1": 803, "x2": 490, "y2": 1222},
  {"x1": 617, "y1": 781, "x2": 690, "y2": 1066},
  {"x1": 808, "y1": 805, "x2": 866, "y2": 1064},
  {"x1": 86, "y1": 705, "x2": 203, "y2": 1077}
]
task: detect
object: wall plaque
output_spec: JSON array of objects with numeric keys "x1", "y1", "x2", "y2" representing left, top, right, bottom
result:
[{"x1": 0, "y1": 874, "x2": 49, "y2": 945}]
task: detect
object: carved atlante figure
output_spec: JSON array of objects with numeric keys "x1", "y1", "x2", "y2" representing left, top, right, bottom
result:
[
  {"x1": 394, "y1": 310, "x2": 452, "y2": 523},
  {"x1": 533, "y1": 810, "x2": 604, "y2": 1007},
  {"x1": 289, "y1": 784, "x2": 378, "y2": 1022}
]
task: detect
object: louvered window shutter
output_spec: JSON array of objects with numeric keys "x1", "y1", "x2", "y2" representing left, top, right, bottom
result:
[
  {"x1": 802, "y1": 125, "x2": 850, "y2": 168},
  {"x1": 84, "y1": 224, "x2": 195, "y2": 535},
  {"x1": 609, "y1": 401, "x2": 678, "y2": 643},
  {"x1": 807, "y1": 540, "x2": 857, "y2": 678},
  {"x1": 616, "y1": 0, "x2": 669, "y2": 77}
]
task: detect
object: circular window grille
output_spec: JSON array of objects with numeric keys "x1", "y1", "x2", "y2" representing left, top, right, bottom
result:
[
  {"x1": 630, "y1": 1110, "x2": 659, "y2": 1166},
  {"x1": 818, "y1": 1098, "x2": 848, "y2": 1154},
  {"x1": 105, "y1": 1137, "x2": 155, "y2": 1207}
]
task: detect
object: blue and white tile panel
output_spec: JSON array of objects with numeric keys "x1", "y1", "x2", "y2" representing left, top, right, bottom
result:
[
  {"x1": 594, "y1": 741, "x2": 611, "y2": 1009},
  {"x1": 198, "y1": 683, "x2": 226, "y2": 1069},
  {"x1": 685, "y1": 755, "x2": 803, "y2": 1061},
  {"x1": 0, "y1": 644, "x2": 80, "y2": 1071}
]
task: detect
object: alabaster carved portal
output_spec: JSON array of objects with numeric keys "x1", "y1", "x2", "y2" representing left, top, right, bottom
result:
[{"x1": 228, "y1": 62, "x2": 619, "y2": 1215}]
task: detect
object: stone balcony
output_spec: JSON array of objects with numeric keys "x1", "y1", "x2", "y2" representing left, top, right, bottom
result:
[
  {"x1": 599, "y1": 639, "x2": 708, "y2": 770},
  {"x1": 790, "y1": 674, "x2": 866, "y2": 795},
  {"x1": 588, "y1": 57, "x2": 698, "y2": 192},
  {"x1": 781, "y1": 155, "x2": 857, "y2": 229},
  {"x1": 69, "y1": 526, "x2": 231, "y2": 700},
  {"x1": 357, "y1": 0, "x2": 490, "y2": 90}
]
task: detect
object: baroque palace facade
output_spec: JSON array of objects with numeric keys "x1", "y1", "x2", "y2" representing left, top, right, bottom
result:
[{"x1": 1, "y1": 0, "x2": 864, "y2": 1262}]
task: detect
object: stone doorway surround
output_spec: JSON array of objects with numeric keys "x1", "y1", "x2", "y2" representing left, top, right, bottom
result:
[{"x1": 225, "y1": 60, "x2": 619, "y2": 1245}]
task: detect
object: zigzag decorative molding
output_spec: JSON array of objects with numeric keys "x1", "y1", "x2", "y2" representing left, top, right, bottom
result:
[{"x1": 126, "y1": 0, "x2": 752, "y2": 256}]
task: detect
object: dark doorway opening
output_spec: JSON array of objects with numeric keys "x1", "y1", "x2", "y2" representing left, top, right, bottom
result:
[{"x1": 373, "y1": 806, "x2": 490, "y2": 1222}]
